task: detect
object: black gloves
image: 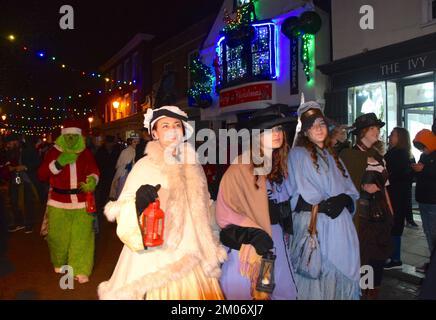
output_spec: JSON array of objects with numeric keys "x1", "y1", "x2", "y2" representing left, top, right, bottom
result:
[
  {"x1": 135, "y1": 184, "x2": 161, "y2": 215},
  {"x1": 319, "y1": 193, "x2": 354, "y2": 219},
  {"x1": 220, "y1": 224, "x2": 273, "y2": 256}
]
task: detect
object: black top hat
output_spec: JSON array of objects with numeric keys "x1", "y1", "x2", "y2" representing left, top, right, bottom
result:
[
  {"x1": 351, "y1": 113, "x2": 385, "y2": 135},
  {"x1": 244, "y1": 104, "x2": 297, "y2": 131}
]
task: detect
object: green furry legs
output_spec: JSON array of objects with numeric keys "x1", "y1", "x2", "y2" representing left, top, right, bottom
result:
[{"x1": 47, "y1": 206, "x2": 95, "y2": 277}]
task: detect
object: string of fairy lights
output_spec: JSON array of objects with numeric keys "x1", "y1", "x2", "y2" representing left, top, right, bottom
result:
[
  {"x1": 0, "y1": 79, "x2": 137, "y2": 104},
  {"x1": 5, "y1": 34, "x2": 107, "y2": 83},
  {"x1": 1, "y1": 33, "x2": 140, "y2": 137}
]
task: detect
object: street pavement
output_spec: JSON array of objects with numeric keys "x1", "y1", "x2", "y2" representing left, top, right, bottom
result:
[
  {"x1": 0, "y1": 205, "x2": 430, "y2": 300},
  {"x1": 0, "y1": 206, "x2": 123, "y2": 299}
]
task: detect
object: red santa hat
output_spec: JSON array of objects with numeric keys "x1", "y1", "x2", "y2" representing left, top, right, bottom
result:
[{"x1": 61, "y1": 119, "x2": 83, "y2": 135}]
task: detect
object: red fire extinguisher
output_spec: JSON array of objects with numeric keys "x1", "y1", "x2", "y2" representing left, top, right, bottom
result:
[
  {"x1": 139, "y1": 200, "x2": 165, "y2": 247},
  {"x1": 85, "y1": 192, "x2": 96, "y2": 213}
]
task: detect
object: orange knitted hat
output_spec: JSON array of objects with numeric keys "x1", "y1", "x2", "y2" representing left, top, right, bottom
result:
[{"x1": 413, "y1": 129, "x2": 436, "y2": 153}]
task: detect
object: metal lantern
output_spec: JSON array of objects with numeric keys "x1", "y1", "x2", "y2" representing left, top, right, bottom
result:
[
  {"x1": 140, "y1": 200, "x2": 165, "y2": 247},
  {"x1": 256, "y1": 250, "x2": 276, "y2": 293}
]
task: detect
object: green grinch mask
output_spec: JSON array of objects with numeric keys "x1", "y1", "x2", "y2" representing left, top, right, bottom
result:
[{"x1": 55, "y1": 133, "x2": 86, "y2": 154}]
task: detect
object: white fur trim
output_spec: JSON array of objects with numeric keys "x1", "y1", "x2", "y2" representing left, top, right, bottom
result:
[
  {"x1": 49, "y1": 160, "x2": 62, "y2": 175},
  {"x1": 98, "y1": 254, "x2": 200, "y2": 299},
  {"x1": 61, "y1": 127, "x2": 82, "y2": 135},
  {"x1": 70, "y1": 162, "x2": 78, "y2": 203},
  {"x1": 104, "y1": 199, "x2": 128, "y2": 222},
  {"x1": 47, "y1": 199, "x2": 85, "y2": 209}
]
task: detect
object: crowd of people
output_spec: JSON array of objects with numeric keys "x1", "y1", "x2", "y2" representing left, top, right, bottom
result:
[
  {"x1": 0, "y1": 125, "x2": 150, "y2": 280},
  {"x1": 0, "y1": 101, "x2": 435, "y2": 300},
  {"x1": 97, "y1": 103, "x2": 436, "y2": 300}
]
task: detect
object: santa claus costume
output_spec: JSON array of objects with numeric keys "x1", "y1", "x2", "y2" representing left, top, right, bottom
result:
[{"x1": 38, "y1": 120, "x2": 100, "y2": 283}]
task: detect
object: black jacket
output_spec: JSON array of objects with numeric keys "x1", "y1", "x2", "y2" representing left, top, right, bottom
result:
[
  {"x1": 385, "y1": 147, "x2": 415, "y2": 185},
  {"x1": 415, "y1": 151, "x2": 436, "y2": 204}
]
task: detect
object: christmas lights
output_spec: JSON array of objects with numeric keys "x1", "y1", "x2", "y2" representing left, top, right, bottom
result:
[
  {"x1": 187, "y1": 54, "x2": 214, "y2": 108},
  {"x1": 2, "y1": 34, "x2": 138, "y2": 84},
  {"x1": 301, "y1": 33, "x2": 314, "y2": 81}
]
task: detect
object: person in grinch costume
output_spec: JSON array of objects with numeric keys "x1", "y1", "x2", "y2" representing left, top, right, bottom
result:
[{"x1": 38, "y1": 120, "x2": 100, "y2": 283}]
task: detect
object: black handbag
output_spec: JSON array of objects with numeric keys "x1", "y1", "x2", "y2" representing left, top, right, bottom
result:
[{"x1": 358, "y1": 191, "x2": 390, "y2": 223}]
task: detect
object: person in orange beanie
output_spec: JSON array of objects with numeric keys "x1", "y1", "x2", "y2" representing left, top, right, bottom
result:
[{"x1": 412, "y1": 129, "x2": 436, "y2": 274}]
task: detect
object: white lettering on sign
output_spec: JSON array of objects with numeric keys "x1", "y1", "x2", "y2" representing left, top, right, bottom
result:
[
  {"x1": 408, "y1": 56, "x2": 427, "y2": 70},
  {"x1": 380, "y1": 62, "x2": 400, "y2": 76},
  {"x1": 381, "y1": 55, "x2": 428, "y2": 76}
]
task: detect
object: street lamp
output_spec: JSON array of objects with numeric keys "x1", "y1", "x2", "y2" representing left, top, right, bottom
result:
[
  {"x1": 8, "y1": 34, "x2": 15, "y2": 41},
  {"x1": 88, "y1": 116, "x2": 94, "y2": 134},
  {"x1": 1, "y1": 115, "x2": 6, "y2": 121},
  {"x1": 112, "y1": 101, "x2": 120, "y2": 109}
]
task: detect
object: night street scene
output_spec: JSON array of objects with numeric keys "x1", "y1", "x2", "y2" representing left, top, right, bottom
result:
[{"x1": 1, "y1": 0, "x2": 436, "y2": 305}]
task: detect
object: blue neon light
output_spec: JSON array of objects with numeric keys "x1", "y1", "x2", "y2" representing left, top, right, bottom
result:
[{"x1": 251, "y1": 22, "x2": 278, "y2": 79}]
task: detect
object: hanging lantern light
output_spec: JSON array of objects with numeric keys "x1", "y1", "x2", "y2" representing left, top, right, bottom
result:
[
  {"x1": 256, "y1": 250, "x2": 276, "y2": 293},
  {"x1": 139, "y1": 200, "x2": 165, "y2": 248}
]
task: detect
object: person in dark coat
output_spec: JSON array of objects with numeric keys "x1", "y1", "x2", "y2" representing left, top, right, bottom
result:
[
  {"x1": 3, "y1": 134, "x2": 41, "y2": 233},
  {"x1": 135, "y1": 128, "x2": 151, "y2": 162},
  {"x1": 95, "y1": 135, "x2": 121, "y2": 213},
  {"x1": 340, "y1": 113, "x2": 394, "y2": 300},
  {"x1": 384, "y1": 127, "x2": 415, "y2": 270},
  {"x1": 412, "y1": 129, "x2": 436, "y2": 274},
  {"x1": 0, "y1": 189, "x2": 14, "y2": 277}
]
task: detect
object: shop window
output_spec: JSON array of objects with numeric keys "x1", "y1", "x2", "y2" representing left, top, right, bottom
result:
[
  {"x1": 404, "y1": 82, "x2": 434, "y2": 104},
  {"x1": 405, "y1": 106, "x2": 434, "y2": 161},
  {"x1": 218, "y1": 23, "x2": 276, "y2": 89},
  {"x1": 386, "y1": 81, "x2": 398, "y2": 141},
  {"x1": 347, "y1": 82, "x2": 387, "y2": 142}
]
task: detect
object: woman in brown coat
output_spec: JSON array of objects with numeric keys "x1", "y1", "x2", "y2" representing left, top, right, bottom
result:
[{"x1": 340, "y1": 113, "x2": 394, "y2": 300}]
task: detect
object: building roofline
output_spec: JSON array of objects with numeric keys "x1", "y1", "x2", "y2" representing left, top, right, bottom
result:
[{"x1": 100, "y1": 33, "x2": 154, "y2": 71}]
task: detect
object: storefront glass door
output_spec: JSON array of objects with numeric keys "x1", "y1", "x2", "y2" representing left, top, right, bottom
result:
[
  {"x1": 404, "y1": 106, "x2": 434, "y2": 161},
  {"x1": 402, "y1": 80, "x2": 434, "y2": 160}
]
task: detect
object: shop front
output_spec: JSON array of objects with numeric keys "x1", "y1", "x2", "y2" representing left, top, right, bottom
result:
[
  {"x1": 196, "y1": 0, "x2": 330, "y2": 129},
  {"x1": 319, "y1": 33, "x2": 436, "y2": 159}
]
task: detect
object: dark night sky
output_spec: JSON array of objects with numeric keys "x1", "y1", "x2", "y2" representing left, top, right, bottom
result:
[{"x1": 0, "y1": 0, "x2": 224, "y2": 100}]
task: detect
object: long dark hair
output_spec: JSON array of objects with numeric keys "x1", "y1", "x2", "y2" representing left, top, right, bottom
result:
[
  {"x1": 392, "y1": 127, "x2": 412, "y2": 158},
  {"x1": 296, "y1": 131, "x2": 348, "y2": 178},
  {"x1": 251, "y1": 130, "x2": 290, "y2": 189}
]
